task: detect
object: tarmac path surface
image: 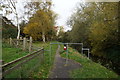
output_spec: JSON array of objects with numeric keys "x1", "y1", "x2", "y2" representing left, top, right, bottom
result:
[{"x1": 49, "y1": 45, "x2": 81, "y2": 78}]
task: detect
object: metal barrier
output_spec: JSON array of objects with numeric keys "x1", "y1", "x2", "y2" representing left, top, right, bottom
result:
[{"x1": 49, "y1": 43, "x2": 90, "y2": 64}]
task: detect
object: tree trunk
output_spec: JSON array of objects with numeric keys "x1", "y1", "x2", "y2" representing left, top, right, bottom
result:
[
  {"x1": 42, "y1": 32, "x2": 46, "y2": 42},
  {"x1": 17, "y1": 24, "x2": 20, "y2": 40},
  {"x1": 16, "y1": 15, "x2": 20, "y2": 45}
]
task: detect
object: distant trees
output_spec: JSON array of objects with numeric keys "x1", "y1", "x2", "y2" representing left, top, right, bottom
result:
[
  {"x1": 66, "y1": 2, "x2": 120, "y2": 63},
  {"x1": 23, "y1": 1, "x2": 57, "y2": 42},
  {"x1": 88, "y1": 3, "x2": 119, "y2": 62},
  {"x1": 1, "y1": 0, "x2": 57, "y2": 42},
  {"x1": 1, "y1": 0, "x2": 33, "y2": 40},
  {"x1": 57, "y1": 26, "x2": 64, "y2": 40},
  {"x1": 1, "y1": 0, "x2": 21, "y2": 40},
  {"x1": 2, "y1": 16, "x2": 17, "y2": 39},
  {"x1": 67, "y1": 3, "x2": 94, "y2": 47}
]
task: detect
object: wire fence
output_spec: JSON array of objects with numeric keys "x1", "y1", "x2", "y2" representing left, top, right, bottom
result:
[{"x1": 2, "y1": 48, "x2": 44, "y2": 78}]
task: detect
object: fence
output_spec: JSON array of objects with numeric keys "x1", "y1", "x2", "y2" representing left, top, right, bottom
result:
[
  {"x1": 9, "y1": 37, "x2": 32, "y2": 52},
  {"x1": 2, "y1": 48, "x2": 44, "y2": 78},
  {"x1": 50, "y1": 43, "x2": 90, "y2": 64}
]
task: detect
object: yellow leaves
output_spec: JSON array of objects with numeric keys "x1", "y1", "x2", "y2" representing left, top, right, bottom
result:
[
  {"x1": 23, "y1": 27, "x2": 28, "y2": 34},
  {"x1": 89, "y1": 21, "x2": 109, "y2": 42},
  {"x1": 23, "y1": 8, "x2": 56, "y2": 40}
]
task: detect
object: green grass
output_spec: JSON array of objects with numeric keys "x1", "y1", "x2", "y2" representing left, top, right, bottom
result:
[
  {"x1": 5, "y1": 53, "x2": 43, "y2": 78},
  {"x1": 3, "y1": 42, "x2": 119, "y2": 78},
  {"x1": 0, "y1": 40, "x2": 2, "y2": 60},
  {"x1": 60, "y1": 47, "x2": 118, "y2": 78},
  {"x1": 2, "y1": 41, "x2": 58, "y2": 78},
  {"x1": 2, "y1": 43, "x2": 29, "y2": 63},
  {"x1": 32, "y1": 41, "x2": 49, "y2": 47},
  {"x1": 31, "y1": 41, "x2": 58, "y2": 78}
]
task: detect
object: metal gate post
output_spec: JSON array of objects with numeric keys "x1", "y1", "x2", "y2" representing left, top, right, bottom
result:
[
  {"x1": 66, "y1": 43, "x2": 68, "y2": 64},
  {"x1": 50, "y1": 43, "x2": 52, "y2": 63},
  {"x1": 88, "y1": 49, "x2": 90, "y2": 59},
  {"x1": 81, "y1": 43, "x2": 83, "y2": 54}
]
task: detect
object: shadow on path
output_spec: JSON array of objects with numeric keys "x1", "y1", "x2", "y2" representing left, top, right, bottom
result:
[{"x1": 49, "y1": 45, "x2": 81, "y2": 78}]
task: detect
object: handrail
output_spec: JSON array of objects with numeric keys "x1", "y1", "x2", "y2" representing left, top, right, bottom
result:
[
  {"x1": 50, "y1": 43, "x2": 83, "y2": 45},
  {"x1": 3, "y1": 50, "x2": 43, "y2": 76},
  {"x1": 2, "y1": 48, "x2": 44, "y2": 68}
]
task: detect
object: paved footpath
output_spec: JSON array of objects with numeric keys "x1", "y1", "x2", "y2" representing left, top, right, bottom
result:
[{"x1": 49, "y1": 45, "x2": 81, "y2": 78}]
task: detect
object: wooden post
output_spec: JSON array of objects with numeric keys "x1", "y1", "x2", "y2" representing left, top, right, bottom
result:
[
  {"x1": 81, "y1": 43, "x2": 83, "y2": 54},
  {"x1": 10, "y1": 37, "x2": 12, "y2": 46},
  {"x1": 23, "y1": 37, "x2": 26, "y2": 51},
  {"x1": 42, "y1": 48, "x2": 44, "y2": 62},
  {"x1": 88, "y1": 49, "x2": 90, "y2": 59},
  {"x1": 29, "y1": 37, "x2": 32, "y2": 53},
  {"x1": 20, "y1": 37, "x2": 22, "y2": 40},
  {"x1": 1, "y1": 60, "x2": 4, "y2": 79}
]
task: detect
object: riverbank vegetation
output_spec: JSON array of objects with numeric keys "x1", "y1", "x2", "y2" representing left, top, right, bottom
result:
[
  {"x1": 60, "y1": 47, "x2": 118, "y2": 78},
  {"x1": 58, "y1": 2, "x2": 120, "y2": 75}
]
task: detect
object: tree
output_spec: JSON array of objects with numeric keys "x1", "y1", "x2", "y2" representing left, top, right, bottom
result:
[
  {"x1": 1, "y1": 0, "x2": 42, "y2": 39},
  {"x1": 67, "y1": 3, "x2": 93, "y2": 47},
  {"x1": 2, "y1": 16, "x2": 17, "y2": 39},
  {"x1": 67, "y1": 2, "x2": 120, "y2": 63},
  {"x1": 2, "y1": 0, "x2": 21, "y2": 40},
  {"x1": 89, "y1": 2, "x2": 119, "y2": 61},
  {"x1": 23, "y1": 1, "x2": 57, "y2": 42},
  {"x1": 57, "y1": 26, "x2": 65, "y2": 41},
  {"x1": 19, "y1": 20, "x2": 26, "y2": 37}
]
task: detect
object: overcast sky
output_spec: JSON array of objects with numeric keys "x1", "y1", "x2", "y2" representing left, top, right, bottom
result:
[
  {"x1": 1, "y1": 0, "x2": 83, "y2": 31},
  {"x1": 52, "y1": 0, "x2": 83, "y2": 31},
  {"x1": 1, "y1": 0, "x2": 119, "y2": 31},
  {"x1": 51, "y1": 0, "x2": 119, "y2": 31}
]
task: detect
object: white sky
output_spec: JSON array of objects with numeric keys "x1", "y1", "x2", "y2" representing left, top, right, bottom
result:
[
  {"x1": 1, "y1": 0, "x2": 83, "y2": 31},
  {"x1": 52, "y1": 0, "x2": 83, "y2": 31}
]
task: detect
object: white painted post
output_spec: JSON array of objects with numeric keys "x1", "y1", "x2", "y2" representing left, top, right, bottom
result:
[{"x1": 29, "y1": 37, "x2": 32, "y2": 53}]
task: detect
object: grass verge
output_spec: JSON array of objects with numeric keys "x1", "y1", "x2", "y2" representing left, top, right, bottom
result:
[
  {"x1": 2, "y1": 43, "x2": 29, "y2": 63},
  {"x1": 2, "y1": 41, "x2": 58, "y2": 78},
  {"x1": 31, "y1": 41, "x2": 58, "y2": 78},
  {"x1": 60, "y1": 47, "x2": 118, "y2": 78}
]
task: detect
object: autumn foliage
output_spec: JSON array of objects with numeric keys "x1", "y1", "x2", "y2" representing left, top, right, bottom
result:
[{"x1": 23, "y1": 1, "x2": 57, "y2": 42}]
